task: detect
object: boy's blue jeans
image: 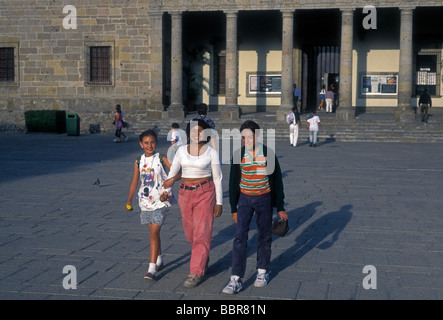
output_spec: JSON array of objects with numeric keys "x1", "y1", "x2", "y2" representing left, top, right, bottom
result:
[
  {"x1": 309, "y1": 130, "x2": 318, "y2": 145},
  {"x1": 231, "y1": 192, "x2": 272, "y2": 278}
]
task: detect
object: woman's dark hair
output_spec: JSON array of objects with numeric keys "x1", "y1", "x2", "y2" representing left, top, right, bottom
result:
[
  {"x1": 186, "y1": 118, "x2": 211, "y2": 144},
  {"x1": 139, "y1": 129, "x2": 158, "y2": 142},
  {"x1": 197, "y1": 103, "x2": 208, "y2": 115},
  {"x1": 239, "y1": 120, "x2": 260, "y2": 134}
]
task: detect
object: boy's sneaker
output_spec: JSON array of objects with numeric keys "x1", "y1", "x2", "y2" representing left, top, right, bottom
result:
[
  {"x1": 183, "y1": 273, "x2": 201, "y2": 288},
  {"x1": 254, "y1": 270, "x2": 269, "y2": 287},
  {"x1": 222, "y1": 277, "x2": 243, "y2": 294}
]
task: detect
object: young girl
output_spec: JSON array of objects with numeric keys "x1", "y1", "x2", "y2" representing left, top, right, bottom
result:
[{"x1": 126, "y1": 129, "x2": 178, "y2": 280}]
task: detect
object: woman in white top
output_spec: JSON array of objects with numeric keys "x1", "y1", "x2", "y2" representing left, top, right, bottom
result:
[{"x1": 163, "y1": 118, "x2": 223, "y2": 288}]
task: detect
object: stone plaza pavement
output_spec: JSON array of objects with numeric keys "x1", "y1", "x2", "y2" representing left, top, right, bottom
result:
[{"x1": 0, "y1": 131, "x2": 443, "y2": 302}]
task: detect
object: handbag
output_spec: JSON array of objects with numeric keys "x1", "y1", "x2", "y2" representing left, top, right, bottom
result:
[{"x1": 271, "y1": 219, "x2": 289, "y2": 237}]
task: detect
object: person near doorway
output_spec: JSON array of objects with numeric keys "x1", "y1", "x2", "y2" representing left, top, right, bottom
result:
[
  {"x1": 293, "y1": 84, "x2": 301, "y2": 113},
  {"x1": 325, "y1": 86, "x2": 334, "y2": 113},
  {"x1": 418, "y1": 88, "x2": 432, "y2": 123},
  {"x1": 318, "y1": 85, "x2": 326, "y2": 110},
  {"x1": 286, "y1": 106, "x2": 301, "y2": 147}
]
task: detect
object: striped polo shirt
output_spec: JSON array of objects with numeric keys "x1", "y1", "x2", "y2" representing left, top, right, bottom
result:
[{"x1": 240, "y1": 144, "x2": 271, "y2": 196}]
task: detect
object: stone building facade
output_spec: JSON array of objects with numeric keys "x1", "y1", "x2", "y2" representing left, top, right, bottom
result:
[{"x1": 0, "y1": 0, "x2": 442, "y2": 132}]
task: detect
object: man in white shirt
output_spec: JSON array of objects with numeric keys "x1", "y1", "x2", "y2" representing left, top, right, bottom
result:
[
  {"x1": 170, "y1": 123, "x2": 183, "y2": 147},
  {"x1": 286, "y1": 106, "x2": 301, "y2": 147},
  {"x1": 306, "y1": 110, "x2": 321, "y2": 147}
]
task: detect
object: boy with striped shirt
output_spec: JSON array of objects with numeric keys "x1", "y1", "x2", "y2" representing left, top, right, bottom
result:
[{"x1": 223, "y1": 120, "x2": 288, "y2": 294}]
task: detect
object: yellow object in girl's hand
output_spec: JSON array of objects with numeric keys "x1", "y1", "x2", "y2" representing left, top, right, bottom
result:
[{"x1": 126, "y1": 204, "x2": 133, "y2": 211}]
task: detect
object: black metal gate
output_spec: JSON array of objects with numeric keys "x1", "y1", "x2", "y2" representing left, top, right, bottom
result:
[{"x1": 302, "y1": 46, "x2": 340, "y2": 111}]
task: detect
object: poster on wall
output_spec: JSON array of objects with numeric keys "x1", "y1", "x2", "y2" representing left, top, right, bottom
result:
[
  {"x1": 361, "y1": 75, "x2": 397, "y2": 95},
  {"x1": 249, "y1": 74, "x2": 281, "y2": 94}
]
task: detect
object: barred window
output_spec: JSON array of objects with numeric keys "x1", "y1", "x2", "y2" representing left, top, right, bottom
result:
[
  {"x1": 0, "y1": 47, "x2": 14, "y2": 82},
  {"x1": 217, "y1": 54, "x2": 226, "y2": 95},
  {"x1": 89, "y1": 46, "x2": 111, "y2": 85}
]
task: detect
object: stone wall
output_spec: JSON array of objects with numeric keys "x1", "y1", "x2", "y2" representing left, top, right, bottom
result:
[{"x1": 0, "y1": 0, "x2": 152, "y2": 132}]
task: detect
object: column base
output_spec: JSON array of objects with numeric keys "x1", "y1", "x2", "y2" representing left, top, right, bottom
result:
[
  {"x1": 221, "y1": 105, "x2": 240, "y2": 120},
  {"x1": 165, "y1": 104, "x2": 185, "y2": 119},
  {"x1": 336, "y1": 107, "x2": 355, "y2": 121},
  {"x1": 146, "y1": 104, "x2": 164, "y2": 119},
  {"x1": 394, "y1": 107, "x2": 415, "y2": 122}
]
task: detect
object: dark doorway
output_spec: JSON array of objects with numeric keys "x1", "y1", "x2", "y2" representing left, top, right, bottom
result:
[
  {"x1": 302, "y1": 46, "x2": 340, "y2": 112},
  {"x1": 295, "y1": 9, "x2": 341, "y2": 112}
]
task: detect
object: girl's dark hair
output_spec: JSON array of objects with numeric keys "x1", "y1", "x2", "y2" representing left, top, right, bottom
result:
[
  {"x1": 240, "y1": 120, "x2": 260, "y2": 134},
  {"x1": 139, "y1": 129, "x2": 158, "y2": 142},
  {"x1": 186, "y1": 119, "x2": 211, "y2": 144}
]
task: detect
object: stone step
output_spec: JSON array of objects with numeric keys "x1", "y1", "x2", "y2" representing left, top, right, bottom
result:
[{"x1": 125, "y1": 111, "x2": 443, "y2": 143}]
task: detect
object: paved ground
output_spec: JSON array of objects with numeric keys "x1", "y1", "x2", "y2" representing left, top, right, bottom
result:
[{"x1": 1, "y1": 131, "x2": 443, "y2": 304}]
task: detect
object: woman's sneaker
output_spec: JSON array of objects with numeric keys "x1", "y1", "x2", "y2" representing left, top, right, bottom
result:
[
  {"x1": 222, "y1": 277, "x2": 242, "y2": 294},
  {"x1": 183, "y1": 273, "x2": 201, "y2": 288},
  {"x1": 254, "y1": 270, "x2": 269, "y2": 287}
]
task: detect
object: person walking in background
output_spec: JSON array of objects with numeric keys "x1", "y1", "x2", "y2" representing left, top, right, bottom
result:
[
  {"x1": 116, "y1": 104, "x2": 128, "y2": 142},
  {"x1": 325, "y1": 86, "x2": 334, "y2": 113},
  {"x1": 419, "y1": 88, "x2": 432, "y2": 123},
  {"x1": 222, "y1": 120, "x2": 287, "y2": 294},
  {"x1": 170, "y1": 123, "x2": 183, "y2": 148},
  {"x1": 163, "y1": 119, "x2": 223, "y2": 288},
  {"x1": 293, "y1": 84, "x2": 301, "y2": 113},
  {"x1": 307, "y1": 110, "x2": 321, "y2": 147},
  {"x1": 113, "y1": 105, "x2": 123, "y2": 143},
  {"x1": 286, "y1": 106, "x2": 301, "y2": 147}
]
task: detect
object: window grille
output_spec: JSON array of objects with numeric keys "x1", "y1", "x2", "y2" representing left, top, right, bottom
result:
[
  {"x1": 0, "y1": 47, "x2": 14, "y2": 82},
  {"x1": 89, "y1": 46, "x2": 111, "y2": 85}
]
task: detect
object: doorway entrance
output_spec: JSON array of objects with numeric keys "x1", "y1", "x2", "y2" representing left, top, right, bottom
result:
[{"x1": 302, "y1": 45, "x2": 340, "y2": 112}]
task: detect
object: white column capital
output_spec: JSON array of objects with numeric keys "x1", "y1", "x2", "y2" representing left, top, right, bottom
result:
[
  {"x1": 340, "y1": 8, "x2": 355, "y2": 15},
  {"x1": 281, "y1": 10, "x2": 294, "y2": 18}
]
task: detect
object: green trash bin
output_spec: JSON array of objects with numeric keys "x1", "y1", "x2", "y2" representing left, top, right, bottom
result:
[{"x1": 66, "y1": 113, "x2": 80, "y2": 136}]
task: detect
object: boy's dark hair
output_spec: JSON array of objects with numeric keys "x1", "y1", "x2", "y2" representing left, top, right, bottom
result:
[
  {"x1": 139, "y1": 129, "x2": 158, "y2": 142},
  {"x1": 291, "y1": 106, "x2": 297, "y2": 112},
  {"x1": 197, "y1": 103, "x2": 208, "y2": 116},
  {"x1": 240, "y1": 120, "x2": 260, "y2": 134},
  {"x1": 186, "y1": 118, "x2": 211, "y2": 144},
  {"x1": 171, "y1": 122, "x2": 180, "y2": 129}
]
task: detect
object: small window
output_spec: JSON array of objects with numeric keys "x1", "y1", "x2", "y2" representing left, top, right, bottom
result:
[
  {"x1": 89, "y1": 46, "x2": 112, "y2": 85},
  {"x1": 216, "y1": 54, "x2": 226, "y2": 95},
  {"x1": 0, "y1": 47, "x2": 15, "y2": 82}
]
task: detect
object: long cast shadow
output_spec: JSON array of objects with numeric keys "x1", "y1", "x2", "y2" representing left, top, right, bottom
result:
[
  {"x1": 270, "y1": 204, "x2": 353, "y2": 278},
  {"x1": 208, "y1": 201, "x2": 323, "y2": 289}
]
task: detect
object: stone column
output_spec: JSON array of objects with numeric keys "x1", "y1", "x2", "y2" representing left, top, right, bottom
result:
[
  {"x1": 147, "y1": 12, "x2": 164, "y2": 119},
  {"x1": 167, "y1": 12, "x2": 185, "y2": 118},
  {"x1": 223, "y1": 10, "x2": 240, "y2": 120},
  {"x1": 394, "y1": 7, "x2": 415, "y2": 122},
  {"x1": 336, "y1": 9, "x2": 355, "y2": 121},
  {"x1": 277, "y1": 10, "x2": 294, "y2": 122}
]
